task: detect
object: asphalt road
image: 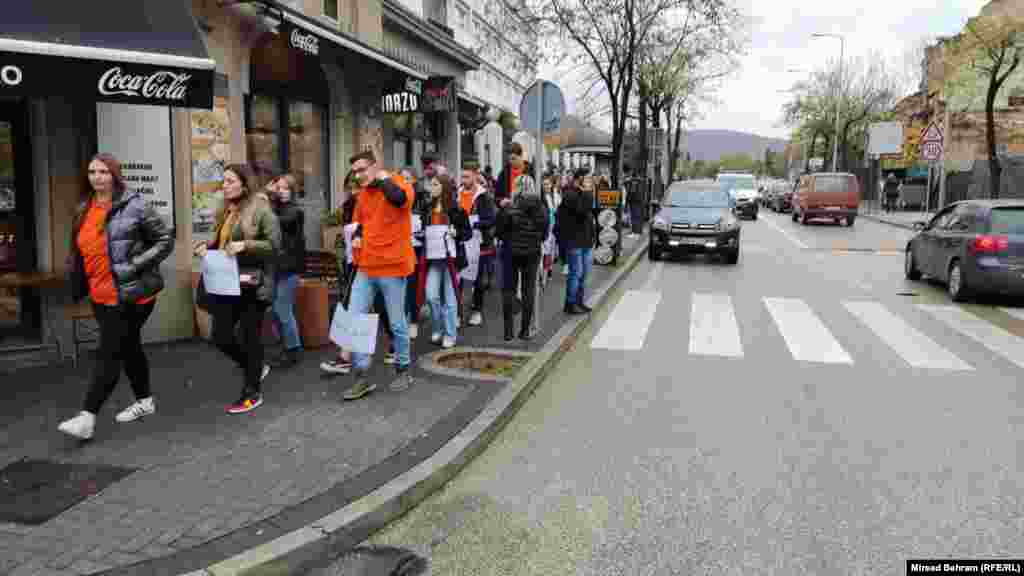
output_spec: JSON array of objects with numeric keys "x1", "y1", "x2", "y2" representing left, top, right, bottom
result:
[{"x1": 352, "y1": 209, "x2": 1024, "y2": 574}]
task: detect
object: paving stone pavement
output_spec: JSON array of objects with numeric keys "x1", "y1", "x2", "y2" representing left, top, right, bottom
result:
[{"x1": 0, "y1": 236, "x2": 642, "y2": 575}]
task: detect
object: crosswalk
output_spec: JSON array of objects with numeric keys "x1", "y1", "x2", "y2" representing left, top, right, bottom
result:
[{"x1": 591, "y1": 290, "x2": 1024, "y2": 372}]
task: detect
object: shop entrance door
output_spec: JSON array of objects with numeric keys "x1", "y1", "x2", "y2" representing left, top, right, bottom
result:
[{"x1": 0, "y1": 101, "x2": 40, "y2": 341}]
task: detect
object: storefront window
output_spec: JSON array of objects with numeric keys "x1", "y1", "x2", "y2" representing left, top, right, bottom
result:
[{"x1": 245, "y1": 95, "x2": 327, "y2": 200}]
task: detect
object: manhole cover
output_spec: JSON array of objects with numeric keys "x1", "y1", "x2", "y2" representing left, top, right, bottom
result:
[
  {"x1": 420, "y1": 348, "x2": 533, "y2": 381},
  {"x1": 0, "y1": 459, "x2": 137, "y2": 525},
  {"x1": 310, "y1": 546, "x2": 427, "y2": 576}
]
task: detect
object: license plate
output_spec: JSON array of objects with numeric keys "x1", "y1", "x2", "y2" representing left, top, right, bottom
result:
[
  {"x1": 684, "y1": 237, "x2": 706, "y2": 245},
  {"x1": 826, "y1": 206, "x2": 842, "y2": 211}
]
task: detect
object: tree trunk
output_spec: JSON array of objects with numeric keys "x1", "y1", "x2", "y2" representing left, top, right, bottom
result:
[
  {"x1": 839, "y1": 122, "x2": 853, "y2": 173},
  {"x1": 672, "y1": 105, "x2": 685, "y2": 179},
  {"x1": 638, "y1": 83, "x2": 649, "y2": 180},
  {"x1": 665, "y1": 101, "x2": 675, "y2": 180},
  {"x1": 986, "y1": 78, "x2": 1001, "y2": 199}
]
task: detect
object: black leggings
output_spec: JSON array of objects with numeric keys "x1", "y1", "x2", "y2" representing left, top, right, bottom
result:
[
  {"x1": 211, "y1": 290, "x2": 269, "y2": 398},
  {"x1": 501, "y1": 251, "x2": 539, "y2": 332},
  {"x1": 84, "y1": 301, "x2": 156, "y2": 414}
]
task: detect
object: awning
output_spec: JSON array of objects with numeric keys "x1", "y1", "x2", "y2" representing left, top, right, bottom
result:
[
  {"x1": 0, "y1": 0, "x2": 215, "y2": 108},
  {"x1": 271, "y1": 1, "x2": 427, "y2": 81}
]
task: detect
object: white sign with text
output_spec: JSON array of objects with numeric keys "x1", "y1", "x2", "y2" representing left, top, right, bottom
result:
[{"x1": 97, "y1": 103, "x2": 175, "y2": 229}]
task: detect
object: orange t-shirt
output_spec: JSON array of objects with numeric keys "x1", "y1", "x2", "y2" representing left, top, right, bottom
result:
[
  {"x1": 77, "y1": 200, "x2": 155, "y2": 306},
  {"x1": 459, "y1": 189, "x2": 475, "y2": 215},
  {"x1": 353, "y1": 174, "x2": 416, "y2": 278},
  {"x1": 510, "y1": 166, "x2": 523, "y2": 196}
]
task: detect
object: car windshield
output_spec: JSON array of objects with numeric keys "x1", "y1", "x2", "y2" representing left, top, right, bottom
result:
[
  {"x1": 814, "y1": 175, "x2": 852, "y2": 193},
  {"x1": 666, "y1": 188, "x2": 731, "y2": 208},
  {"x1": 990, "y1": 207, "x2": 1024, "y2": 234},
  {"x1": 718, "y1": 175, "x2": 755, "y2": 194}
]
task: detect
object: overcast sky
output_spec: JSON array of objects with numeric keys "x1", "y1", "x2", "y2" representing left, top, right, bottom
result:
[{"x1": 540, "y1": 0, "x2": 990, "y2": 140}]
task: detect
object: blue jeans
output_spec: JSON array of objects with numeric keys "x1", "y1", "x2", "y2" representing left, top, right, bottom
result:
[
  {"x1": 425, "y1": 261, "x2": 457, "y2": 339},
  {"x1": 565, "y1": 247, "x2": 593, "y2": 306},
  {"x1": 348, "y1": 272, "x2": 410, "y2": 371},
  {"x1": 272, "y1": 273, "x2": 302, "y2": 351}
]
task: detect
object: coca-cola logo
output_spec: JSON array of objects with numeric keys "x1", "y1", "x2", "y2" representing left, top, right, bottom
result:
[
  {"x1": 97, "y1": 67, "x2": 191, "y2": 102},
  {"x1": 290, "y1": 28, "x2": 319, "y2": 56},
  {"x1": 0, "y1": 65, "x2": 22, "y2": 87}
]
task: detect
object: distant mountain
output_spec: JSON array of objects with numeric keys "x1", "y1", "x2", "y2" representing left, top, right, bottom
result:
[{"x1": 684, "y1": 130, "x2": 788, "y2": 163}]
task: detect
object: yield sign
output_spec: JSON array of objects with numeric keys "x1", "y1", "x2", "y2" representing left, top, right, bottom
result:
[{"x1": 921, "y1": 121, "x2": 943, "y2": 144}]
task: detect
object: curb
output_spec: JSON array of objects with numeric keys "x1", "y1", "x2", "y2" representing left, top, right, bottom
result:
[
  {"x1": 188, "y1": 237, "x2": 650, "y2": 576},
  {"x1": 859, "y1": 213, "x2": 919, "y2": 230}
]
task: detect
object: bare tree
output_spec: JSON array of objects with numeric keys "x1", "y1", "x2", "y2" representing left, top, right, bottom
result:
[
  {"x1": 943, "y1": 14, "x2": 1023, "y2": 198},
  {"x1": 512, "y1": 0, "x2": 730, "y2": 188}
]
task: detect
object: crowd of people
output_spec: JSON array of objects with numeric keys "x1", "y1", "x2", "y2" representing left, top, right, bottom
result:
[{"x1": 57, "y1": 145, "x2": 609, "y2": 439}]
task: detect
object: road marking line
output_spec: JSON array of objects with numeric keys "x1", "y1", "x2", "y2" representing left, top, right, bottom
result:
[
  {"x1": 590, "y1": 290, "x2": 661, "y2": 351},
  {"x1": 1002, "y1": 308, "x2": 1024, "y2": 321},
  {"x1": 643, "y1": 261, "x2": 664, "y2": 291},
  {"x1": 918, "y1": 304, "x2": 1024, "y2": 370},
  {"x1": 763, "y1": 297, "x2": 852, "y2": 364},
  {"x1": 689, "y1": 293, "x2": 744, "y2": 357},
  {"x1": 760, "y1": 216, "x2": 808, "y2": 249},
  {"x1": 843, "y1": 301, "x2": 973, "y2": 371}
]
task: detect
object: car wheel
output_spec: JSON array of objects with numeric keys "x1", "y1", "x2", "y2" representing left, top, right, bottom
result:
[
  {"x1": 846, "y1": 216, "x2": 856, "y2": 227},
  {"x1": 947, "y1": 260, "x2": 970, "y2": 302},
  {"x1": 791, "y1": 210, "x2": 798, "y2": 222},
  {"x1": 648, "y1": 245, "x2": 660, "y2": 261},
  {"x1": 752, "y1": 211, "x2": 758, "y2": 220},
  {"x1": 904, "y1": 248, "x2": 921, "y2": 281},
  {"x1": 724, "y1": 247, "x2": 739, "y2": 265}
]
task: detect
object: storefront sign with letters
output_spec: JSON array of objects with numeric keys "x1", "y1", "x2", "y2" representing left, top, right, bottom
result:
[
  {"x1": 0, "y1": 49, "x2": 213, "y2": 108},
  {"x1": 381, "y1": 75, "x2": 423, "y2": 114}
]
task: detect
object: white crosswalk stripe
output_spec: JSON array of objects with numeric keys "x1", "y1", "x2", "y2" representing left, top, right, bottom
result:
[
  {"x1": 763, "y1": 297, "x2": 853, "y2": 364},
  {"x1": 917, "y1": 305, "x2": 1024, "y2": 370},
  {"x1": 590, "y1": 290, "x2": 661, "y2": 351},
  {"x1": 689, "y1": 293, "x2": 744, "y2": 357},
  {"x1": 592, "y1": 286, "x2": 1024, "y2": 373},
  {"x1": 843, "y1": 301, "x2": 973, "y2": 371}
]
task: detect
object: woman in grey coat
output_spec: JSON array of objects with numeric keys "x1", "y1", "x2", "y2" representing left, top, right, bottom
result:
[{"x1": 58, "y1": 153, "x2": 174, "y2": 440}]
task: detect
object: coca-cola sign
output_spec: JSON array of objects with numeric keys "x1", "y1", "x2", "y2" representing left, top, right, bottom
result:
[
  {"x1": 290, "y1": 28, "x2": 320, "y2": 57},
  {"x1": 98, "y1": 67, "x2": 192, "y2": 102}
]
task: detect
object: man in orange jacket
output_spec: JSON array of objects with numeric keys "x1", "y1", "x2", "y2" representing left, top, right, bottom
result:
[{"x1": 344, "y1": 150, "x2": 416, "y2": 400}]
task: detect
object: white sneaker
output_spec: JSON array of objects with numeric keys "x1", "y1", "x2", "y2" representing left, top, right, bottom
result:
[
  {"x1": 431, "y1": 332, "x2": 442, "y2": 344},
  {"x1": 442, "y1": 336, "x2": 456, "y2": 349},
  {"x1": 58, "y1": 411, "x2": 95, "y2": 440},
  {"x1": 115, "y1": 397, "x2": 155, "y2": 423},
  {"x1": 409, "y1": 323, "x2": 419, "y2": 339},
  {"x1": 468, "y1": 311, "x2": 483, "y2": 326},
  {"x1": 261, "y1": 364, "x2": 271, "y2": 382}
]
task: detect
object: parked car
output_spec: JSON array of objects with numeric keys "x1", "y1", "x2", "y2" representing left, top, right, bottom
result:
[
  {"x1": 650, "y1": 180, "x2": 741, "y2": 264},
  {"x1": 774, "y1": 184, "x2": 794, "y2": 213},
  {"x1": 791, "y1": 172, "x2": 860, "y2": 226},
  {"x1": 733, "y1": 188, "x2": 759, "y2": 219},
  {"x1": 905, "y1": 199, "x2": 1024, "y2": 302}
]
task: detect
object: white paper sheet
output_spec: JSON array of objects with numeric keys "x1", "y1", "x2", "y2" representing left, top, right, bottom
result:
[
  {"x1": 461, "y1": 235, "x2": 481, "y2": 282},
  {"x1": 425, "y1": 225, "x2": 455, "y2": 260},
  {"x1": 329, "y1": 304, "x2": 352, "y2": 349},
  {"x1": 411, "y1": 214, "x2": 423, "y2": 248},
  {"x1": 201, "y1": 250, "x2": 240, "y2": 296},
  {"x1": 343, "y1": 223, "x2": 358, "y2": 264}
]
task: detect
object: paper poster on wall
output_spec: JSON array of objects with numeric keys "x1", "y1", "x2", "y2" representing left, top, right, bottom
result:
[
  {"x1": 97, "y1": 103, "x2": 175, "y2": 230},
  {"x1": 190, "y1": 96, "x2": 231, "y2": 242}
]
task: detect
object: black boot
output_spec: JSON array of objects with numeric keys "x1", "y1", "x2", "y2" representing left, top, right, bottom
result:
[{"x1": 504, "y1": 323, "x2": 516, "y2": 342}]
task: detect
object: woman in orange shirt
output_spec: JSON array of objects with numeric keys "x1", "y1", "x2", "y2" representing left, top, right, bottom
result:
[{"x1": 58, "y1": 153, "x2": 174, "y2": 440}]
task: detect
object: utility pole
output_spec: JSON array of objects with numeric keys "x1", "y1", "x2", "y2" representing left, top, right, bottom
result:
[{"x1": 813, "y1": 33, "x2": 845, "y2": 172}]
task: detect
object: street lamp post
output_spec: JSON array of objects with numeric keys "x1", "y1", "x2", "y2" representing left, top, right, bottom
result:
[{"x1": 812, "y1": 33, "x2": 844, "y2": 172}]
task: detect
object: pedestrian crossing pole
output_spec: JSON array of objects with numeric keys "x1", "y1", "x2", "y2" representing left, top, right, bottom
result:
[{"x1": 532, "y1": 81, "x2": 543, "y2": 337}]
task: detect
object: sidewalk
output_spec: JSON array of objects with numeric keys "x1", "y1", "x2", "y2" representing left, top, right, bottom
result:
[
  {"x1": 0, "y1": 234, "x2": 645, "y2": 576},
  {"x1": 859, "y1": 201, "x2": 933, "y2": 230}
]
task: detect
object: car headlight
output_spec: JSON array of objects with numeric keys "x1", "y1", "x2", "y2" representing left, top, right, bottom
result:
[{"x1": 652, "y1": 217, "x2": 669, "y2": 230}]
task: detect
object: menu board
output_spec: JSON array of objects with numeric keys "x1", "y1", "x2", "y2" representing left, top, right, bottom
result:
[
  {"x1": 190, "y1": 96, "x2": 231, "y2": 243},
  {"x1": 594, "y1": 189, "x2": 622, "y2": 266},
  {"x1": 97, "y1": 103, "x2": 175, "y2": 230}
]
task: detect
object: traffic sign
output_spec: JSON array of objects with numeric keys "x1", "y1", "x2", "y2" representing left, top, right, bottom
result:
[
  {"x1": 921, "y1": 141, "x2": 942, "y2": 161},
  {"x1": 921, "y1": 121, "x2": 943, "y2": 144}
]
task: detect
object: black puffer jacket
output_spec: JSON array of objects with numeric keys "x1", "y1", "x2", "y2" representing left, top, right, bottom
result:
[
  {"x1": 274, "y1": 201, "x2": 305, "y2": 275},
  {"x1": 70, "y1": 190, "x2": 174, "y2": 304},
  {"x1": 559, "y1": 186, "x2": 596, "y2": 250},
  {"x1": 496, "y1": 194, "x2": 548, "y2": 257}
]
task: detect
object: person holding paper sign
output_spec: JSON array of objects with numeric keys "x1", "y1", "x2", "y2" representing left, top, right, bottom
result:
[
  {"x1": 343, "y1": 150, "x2": 416, "y2": 400},
  {"x1": 416, "y1": 174, "x2": 471, "y2": 349},
  {"x1": 193, "y1": 164, "x2": 281, "y2": 415},
  {"x1": 58, "y1": 153, "x2": 174, "y2": 440}
]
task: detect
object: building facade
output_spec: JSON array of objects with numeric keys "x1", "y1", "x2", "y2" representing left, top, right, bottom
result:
[{"x1": 0, "y1": 0, "x2": 481, "y2": 367}]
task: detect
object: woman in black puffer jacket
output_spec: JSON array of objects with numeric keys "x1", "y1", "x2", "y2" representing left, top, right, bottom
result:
[{"x1": 58, "y1": 153, "x2": 174, "y2": 440}]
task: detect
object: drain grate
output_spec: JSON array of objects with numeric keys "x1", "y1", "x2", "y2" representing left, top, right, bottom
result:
[
  {"x1": 0, "y1": 459, "x2": 137, "y2": 525},
  {"x1": 311, "y1": 546, "x2": 427, "y2": 576}
]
